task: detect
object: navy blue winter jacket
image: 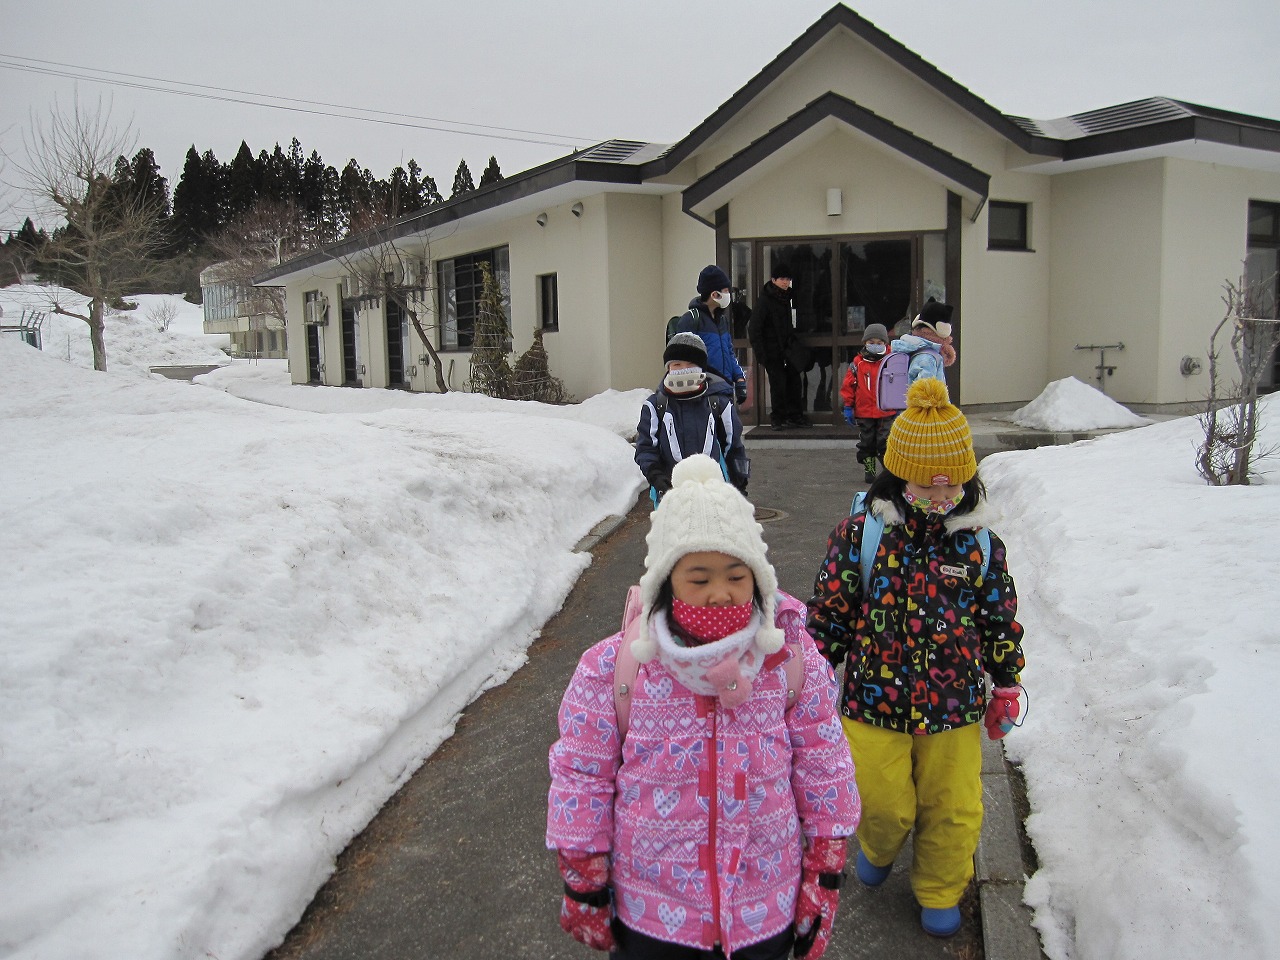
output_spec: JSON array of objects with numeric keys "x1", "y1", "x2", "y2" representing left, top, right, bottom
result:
[
  {"x1": 634, "y1": 375, "x2": 748, "y2": 492},
  {"x1": 673, "y1": 298, "x2": 745, "y2": 385}
]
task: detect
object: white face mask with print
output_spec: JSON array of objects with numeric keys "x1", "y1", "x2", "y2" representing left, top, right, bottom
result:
[{"x1": 664, "y1": 366, "x2": 707, "y2": 394}]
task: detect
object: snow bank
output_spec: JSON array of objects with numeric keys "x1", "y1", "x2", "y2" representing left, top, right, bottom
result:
[
  {"x1": 1003, "y1": 376, "x2": 1150, "y2": 431},
  {"x1": 0, "y1": 337, "x2": 643, "y2": 960}
]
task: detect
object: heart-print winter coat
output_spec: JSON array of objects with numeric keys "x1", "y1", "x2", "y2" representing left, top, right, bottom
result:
[
  {"x1": 546, "y1": 592, "x2": 859, "y2": 955},
  {"x1": 807, "y1": 497, "x2": 1025, "y2": 735}
]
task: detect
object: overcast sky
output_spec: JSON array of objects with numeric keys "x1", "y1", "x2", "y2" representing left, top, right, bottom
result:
[{"x1": 3, "y1": 0, "x2": 1278, "y2": 232}]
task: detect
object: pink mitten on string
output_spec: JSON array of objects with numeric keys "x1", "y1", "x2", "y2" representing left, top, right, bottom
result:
[{"x1": 984, "y1": 686, "x2": 1023, "y2": 740}]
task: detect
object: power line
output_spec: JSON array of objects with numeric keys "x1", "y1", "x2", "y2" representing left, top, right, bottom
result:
[{"x1": 0, "y1": 54, "x2": 605, "y2": 150}]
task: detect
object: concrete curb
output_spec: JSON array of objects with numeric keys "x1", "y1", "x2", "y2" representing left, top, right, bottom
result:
[
  {"x1": 572, "y1": 512, "x2": 629, "y2": 553},
  {"x1": 977, "y1": 735, "x2": 1046, "y2": 960}
]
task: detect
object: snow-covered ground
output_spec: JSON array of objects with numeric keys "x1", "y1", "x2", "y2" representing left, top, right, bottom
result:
[
  {"x1": 2, "y1": 332, "x2": 1277, "y2": 960},
  {"x1": 0, "y1": 284, "x2": 230, "y2": 375}
]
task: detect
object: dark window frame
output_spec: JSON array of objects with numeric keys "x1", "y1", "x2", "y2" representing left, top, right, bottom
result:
[
  {"x1": 436, "y1": 246, "x2": 510, "y2": 351},
  {"x1": 988, "y1": 200, "x2": 1031, "y2": 251},
  {"x1": 537, "y1": 272, "x2": 559, "y2": 332}
]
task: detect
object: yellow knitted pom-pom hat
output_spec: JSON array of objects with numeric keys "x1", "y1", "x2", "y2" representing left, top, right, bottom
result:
[{"x1": 882, "y1": 378, "x2": 977, "y2": 486}]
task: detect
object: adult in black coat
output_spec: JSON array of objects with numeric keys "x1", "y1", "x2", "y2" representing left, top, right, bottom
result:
[{"x1": 748, "y1": 262, "x2": 809, "y2": 428}]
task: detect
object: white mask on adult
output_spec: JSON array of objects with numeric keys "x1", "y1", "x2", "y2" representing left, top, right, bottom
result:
[{"x1": 710, "y1": 290, "x2": 731, "y2": 310}]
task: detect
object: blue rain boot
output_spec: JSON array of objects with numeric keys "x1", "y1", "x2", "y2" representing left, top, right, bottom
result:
[
  {"x1": 855, "y1": 848, "x2": 892, "y2": 887},
  {"x1": 921, "y1": 905, "x2": 962, "y2": 937}
]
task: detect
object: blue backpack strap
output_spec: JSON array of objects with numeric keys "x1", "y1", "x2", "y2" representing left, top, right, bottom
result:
[
  {"x1": 849, "y1": 492, "x2": 883, "y2": 596},
  {"x1": 975, "y1": 528, "x2": 992, "y2": 584}
]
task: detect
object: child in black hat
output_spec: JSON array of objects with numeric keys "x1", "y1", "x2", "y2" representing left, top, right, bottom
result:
[{"x1": 635, "y1": 332, "x2": 749, "y2": 504}]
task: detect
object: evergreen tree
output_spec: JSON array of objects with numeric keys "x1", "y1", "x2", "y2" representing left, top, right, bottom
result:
[
  {"x1": 338, "y1": 158, "x2": 376, "y2": 231},
  {"x1": 478, "y1": 155, "x2": 503, "y2": 188},
  {"x1": 129, "y1": 148, "x2": 171, "y2": 219},
  {"x1": 271, "y1": 142, "x2": 297, "y2": 205},
  {"x1": 226, "y1": 140, "x2": 260, "y2": 220},
  {"x1": 450, "y1": 158, "x2": 475, "y2": 200},
  {"x1": 422, "y1": 174, "x2": 443, "y2": 207},
  {"x1": 172, "y1": 145, "x2": 225, "y2": 250},
  {"x1": 403, "y1": 159, "x2": 426, "y2": 215}
]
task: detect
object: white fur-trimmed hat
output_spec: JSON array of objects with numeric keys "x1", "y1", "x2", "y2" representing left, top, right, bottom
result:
[{"x1": 632, "y1": 455, "x2": 783, "y2": 663}]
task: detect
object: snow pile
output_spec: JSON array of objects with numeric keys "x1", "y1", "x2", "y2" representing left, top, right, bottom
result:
[
  {"x1": 197, "y1": 361, "x2": 649, "y2": 440},
  {"x1": 0, "y1": 284, "x2": 229, "y2": 375},
  {"x1": 982, "y1": 406, "x2": 1279, "y2": 960},
  {"x1": 0, "y1": 337, "x2": 643, "y2": 960},
  {"x1": 1003, "y1": 376, "x2": 1150, "y2": 431}
]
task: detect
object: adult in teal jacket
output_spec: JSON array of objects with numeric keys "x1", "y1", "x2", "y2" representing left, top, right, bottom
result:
[{"x1": 673, "y1": 264, "x2": 747, "y2": 404}]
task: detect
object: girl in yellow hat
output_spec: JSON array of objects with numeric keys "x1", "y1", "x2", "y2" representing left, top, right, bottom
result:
[{"x1": 806, "y1": 377, "x2": 1026, "y2": 938}]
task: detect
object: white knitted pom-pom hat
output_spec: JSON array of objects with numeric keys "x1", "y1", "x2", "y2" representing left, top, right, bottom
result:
[{"x1": 632, "y1": 454, "x2": 782, "y2": 663}]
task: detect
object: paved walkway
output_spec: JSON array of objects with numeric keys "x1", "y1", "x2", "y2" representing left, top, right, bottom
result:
[{"x1": 263, "y1": 431, "x2": 1051, "y2": 960}]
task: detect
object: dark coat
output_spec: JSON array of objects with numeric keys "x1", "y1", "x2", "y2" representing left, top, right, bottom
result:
[
  {"x1": 806, "y1": 497, "x2": 1024, "y2": 734},
  {"x1": 748, "y1": 281, "x2": 795, "y2": 366},
  {"x1": 634, "y1": 375, "x2": 747, "y2": 491}
]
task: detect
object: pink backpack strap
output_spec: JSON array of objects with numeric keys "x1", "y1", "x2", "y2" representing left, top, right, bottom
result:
[
  {"x1": 614, "y1": 585, "x2": 643, "y2": 739},
  {"x1": 775, "y1": 591, "x2": 807, "y2": 710}
]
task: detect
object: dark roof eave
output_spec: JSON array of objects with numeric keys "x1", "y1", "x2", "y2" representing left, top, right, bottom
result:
[
  {"x1": 1061, "y1": 116, "x2": 1280, "y2": 162},
  {"x1": 254, "y1": 155, "x2": 645, "y2": 284},
  {"x1": 682, "y1": 91, "x2": 991, "y2": 215}
]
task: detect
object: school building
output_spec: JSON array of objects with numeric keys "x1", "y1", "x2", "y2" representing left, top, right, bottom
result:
[{"x1": 256, "y1": 3, "x2": 1280, "y2": 423}]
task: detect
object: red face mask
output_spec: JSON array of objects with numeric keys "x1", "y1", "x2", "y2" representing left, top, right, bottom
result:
[{"x1": 671, "y1": 598, "x2": 755, "y2": 643}]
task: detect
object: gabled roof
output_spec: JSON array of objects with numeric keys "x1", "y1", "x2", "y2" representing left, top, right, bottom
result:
[
  {"x1": 683, "y1": 92, "x2": 990, "y2": 222},
  {"x1": 646, "y1": 2, "x2": 1059, "y2": 175}
]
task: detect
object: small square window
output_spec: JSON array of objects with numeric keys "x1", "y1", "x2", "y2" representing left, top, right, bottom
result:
[
  {"x1": 988, "y1": 201, "x2": 1030, "y2": 251},
  {"x1": 538, "y1": 273, "x2": 559, "y2": 332}
]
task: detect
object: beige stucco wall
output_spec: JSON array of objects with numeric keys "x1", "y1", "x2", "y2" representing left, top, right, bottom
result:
[
  {"x1": 729, "y1": 128, "x2": 948, "y2": 238},
  {"x1": 602, "y1": 193, "x2": 666, "y2": 392},
  {"x1": 958, "y1": 171, "x2": 1054, "y2": 405},
  {"x1": 1157, "y1": 158, "x2": 1280, "y2": 404},
  {"x1": 1048, "y1": 157, "x2": 1280, "y2": 405},
  {"x1": 1048, "y1": 160, "x2": 1166, "y2": 404},
  {"x1": 661, "y1": 192, "x2": 717, "y2": 320}
]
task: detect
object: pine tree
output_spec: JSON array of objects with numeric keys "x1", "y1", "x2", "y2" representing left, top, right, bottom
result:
[
  {"x1": 478, "y1": 155, "x2": 503, "y2": 188},
  {"x1": 467, "y1": 260, "x2": 513, "y2": 397},
  {"x1": 450, "y1": 159, "x2": 475, "y2": 200}
]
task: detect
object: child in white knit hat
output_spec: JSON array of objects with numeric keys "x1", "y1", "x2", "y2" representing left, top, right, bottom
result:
[{"x1": 547, "y1": 455, "x2": 860, "y2": 960}]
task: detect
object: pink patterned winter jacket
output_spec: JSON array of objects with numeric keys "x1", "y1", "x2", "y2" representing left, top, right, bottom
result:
[{"x1": 546, "y1": 592, "x2": 859, "y2": 955}]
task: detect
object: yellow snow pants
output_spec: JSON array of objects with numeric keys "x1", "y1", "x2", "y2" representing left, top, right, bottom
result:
[{"x1": 843, "y1": 717, "x2": 983, "y2": 909}]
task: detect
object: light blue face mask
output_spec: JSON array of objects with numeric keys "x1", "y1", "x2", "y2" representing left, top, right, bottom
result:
[{"x1": 864, "y1": 343, "x2": 886, "y2": 355}]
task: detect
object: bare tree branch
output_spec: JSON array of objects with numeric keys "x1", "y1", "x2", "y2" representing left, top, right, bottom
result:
[{"x1": 5, "y1": 94, "x2": 167, "y2": 371}]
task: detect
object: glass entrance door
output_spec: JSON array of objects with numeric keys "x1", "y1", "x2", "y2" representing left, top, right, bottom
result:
[{"x1": 755, "y1": 235, "x2": 937, "y2": 423}]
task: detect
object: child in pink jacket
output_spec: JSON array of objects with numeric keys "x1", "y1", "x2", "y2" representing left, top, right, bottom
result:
[{"x1": 547, "y1": 455, "x2": 860, "y2": 959}]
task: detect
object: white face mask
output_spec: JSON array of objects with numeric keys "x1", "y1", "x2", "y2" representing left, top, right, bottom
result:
[
  {"x1": 710, "y1": 291, "x2": 731, "y2": 309},
  {"x1": 664, "y1": 366, "x2": 706, "y2": 394}
]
